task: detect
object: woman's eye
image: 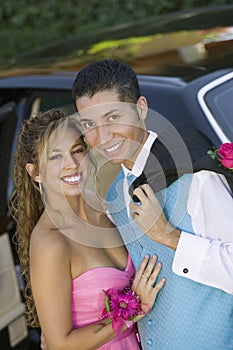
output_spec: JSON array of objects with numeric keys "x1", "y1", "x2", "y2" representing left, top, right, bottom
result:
[{"x1": 49, "y1": 154, "x2": 62, "y2": 160}]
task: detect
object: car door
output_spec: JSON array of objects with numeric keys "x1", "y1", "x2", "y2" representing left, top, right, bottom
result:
[{"x1": 0, "y1": 101, "x2": 17, "y2": 234}]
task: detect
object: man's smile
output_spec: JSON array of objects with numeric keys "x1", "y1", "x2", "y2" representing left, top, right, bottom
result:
[{"x1": 104, "y1": 140, "x2": 124, "y2": 153}]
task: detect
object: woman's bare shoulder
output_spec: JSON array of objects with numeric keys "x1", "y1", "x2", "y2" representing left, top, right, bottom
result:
[{"x1": 30, "y1": 213, "x2": 70, "y2": 260}]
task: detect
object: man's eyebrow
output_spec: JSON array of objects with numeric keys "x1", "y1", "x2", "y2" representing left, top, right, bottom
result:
[{"x1": 80, "y1": 109, "x2": 120, "y2": 121}]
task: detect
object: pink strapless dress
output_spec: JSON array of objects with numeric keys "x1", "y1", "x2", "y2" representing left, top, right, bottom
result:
[{"x1": 72, "y1": 254, "x2": 141, "y2": 349}]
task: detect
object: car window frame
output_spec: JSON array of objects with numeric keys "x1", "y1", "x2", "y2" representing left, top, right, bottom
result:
[{"x1": 197, "y1": 71, "x2": 233, "y2": 143}]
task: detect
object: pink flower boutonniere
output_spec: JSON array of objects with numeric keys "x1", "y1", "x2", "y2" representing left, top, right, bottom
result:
[
  {"x1": 208, "y1": 142, "x2": 233, "y2": 171},
  {"x1": 95, "y1": 287, "x2": 144, "y2": 334}
]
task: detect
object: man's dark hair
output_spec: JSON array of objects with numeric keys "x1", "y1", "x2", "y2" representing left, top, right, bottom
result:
[{"x1": 72, "y1": 59, "x2": 141, "y2": 108}]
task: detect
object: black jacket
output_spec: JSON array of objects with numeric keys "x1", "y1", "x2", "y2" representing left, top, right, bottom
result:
[{"x1": 129, "y1": 124, "x2": 233, "y2": 201}]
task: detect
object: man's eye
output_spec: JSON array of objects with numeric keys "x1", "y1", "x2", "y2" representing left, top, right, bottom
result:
[
  {"x1": 108, "y1": 115, "x2": 119, "y2": 122},
  {"x1": 73, "y1": 146, "x2": 86, "y2": 154}
]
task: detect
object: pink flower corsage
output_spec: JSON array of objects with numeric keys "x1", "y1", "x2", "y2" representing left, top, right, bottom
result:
[
  {"x1": 95, "y1": 287, "x2": 144, "y2": 334},
  {"x1": 208, "y1": 142, "x2": 233, "y2": 171}
]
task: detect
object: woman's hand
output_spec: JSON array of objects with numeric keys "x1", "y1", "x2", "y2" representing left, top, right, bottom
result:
[
  {"x1": 129, "y1": 184, "x2": 181, "y2": 250},
  {"x1": 40, "y1": 333, "x2": 47, "y2": 350},
  {"x1": 131, "y1": 255, "x2": 165, "y2": 318}
]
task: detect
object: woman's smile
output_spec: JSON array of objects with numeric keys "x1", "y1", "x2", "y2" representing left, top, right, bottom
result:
[{"x1": 61, "y1": 172, "x2": 82, "y2": 185}]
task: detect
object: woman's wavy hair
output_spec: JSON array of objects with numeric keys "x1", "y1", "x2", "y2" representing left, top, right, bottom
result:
[{"x1": 8, "y1": 109, "x2": 84, "y2": 327}]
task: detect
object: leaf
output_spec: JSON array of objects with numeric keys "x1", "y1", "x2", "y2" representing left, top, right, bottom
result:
[
  {"x1": 94, "y1": 319, "x2": 112, "y2": 333},
  {"x1": 103, "y1": 290, "x2": 111, "y2": 312},
  {"x1": 207, "y1": 150, "x2": 216, "y2": 159},
  {"x1": 207, "y1": 148, "x2": 221, "y2": 160}
]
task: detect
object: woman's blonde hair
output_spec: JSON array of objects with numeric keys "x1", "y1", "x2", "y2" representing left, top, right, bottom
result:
[{"x1": 9, "y1": 109, "x2": 84, "y2": 327}]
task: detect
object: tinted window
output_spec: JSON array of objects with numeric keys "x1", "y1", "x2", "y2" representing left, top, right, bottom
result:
[
  {"x1": 30, "y1": 90, "x2": 75, "y2": 115},
  {"x1": 205, "y1": 78, "x2": 233, "y2": 141}
]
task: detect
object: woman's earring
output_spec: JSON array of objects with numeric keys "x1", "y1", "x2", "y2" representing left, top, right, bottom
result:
[{"x1": 39, "y1": 182, "x2": 43, "y2": 194}]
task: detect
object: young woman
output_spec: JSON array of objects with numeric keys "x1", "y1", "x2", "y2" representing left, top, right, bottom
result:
[{"x1": 9, "y1": 109, "x2": 165, "y2": 350}]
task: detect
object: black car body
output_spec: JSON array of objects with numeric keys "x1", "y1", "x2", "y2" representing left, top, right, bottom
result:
[{"x1": 1, "y1": 67, "x2": 232, "y2": 231}]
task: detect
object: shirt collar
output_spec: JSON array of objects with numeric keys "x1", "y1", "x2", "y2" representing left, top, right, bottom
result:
[{"x1": 121, "y1": 130, "x2": 158, "y2": 177}]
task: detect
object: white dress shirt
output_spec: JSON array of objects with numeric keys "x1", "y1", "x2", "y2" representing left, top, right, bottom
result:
[
  {"x1": 172, "y1": 170, "x2": 233, "y2": 294},
  {"x1": 121, "y1": 131, "x2": 158, "y2": 217}
]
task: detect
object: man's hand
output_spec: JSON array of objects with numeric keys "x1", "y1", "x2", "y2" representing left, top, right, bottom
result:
[{"x1": 130, "y1": 184, "x2": 181, "y2": 250}]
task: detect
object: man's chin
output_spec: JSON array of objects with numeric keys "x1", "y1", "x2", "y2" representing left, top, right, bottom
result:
[
  {"x1": 100, "y1": 153, "x2": 123, "y2": 164},
  {"x1": 95, "y1": 149, "x2": 123, "y2": 164},
  {"x1": 107, "y1": 157, "x2": 124, "y2": 165},
  {"x1": 102, "y1": 151, "x2": 135, "y2": 167}
]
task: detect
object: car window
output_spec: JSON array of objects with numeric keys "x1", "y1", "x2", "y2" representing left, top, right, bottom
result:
[
  {"x1": 30, "y1": 90, "x2": 76, "y2": 115},
  {"x1": 204, "y1": 76, "x2": 233, "y2": 142}
]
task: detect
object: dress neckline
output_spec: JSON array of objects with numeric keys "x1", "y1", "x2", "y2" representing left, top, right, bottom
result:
[{"x1": 72, "y1": 253, "x2": 131, "y2": 283}]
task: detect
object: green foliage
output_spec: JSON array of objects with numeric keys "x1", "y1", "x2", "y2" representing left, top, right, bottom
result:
[{"x1": 0, "y1": 0, "x2": 232, "y2": 65}]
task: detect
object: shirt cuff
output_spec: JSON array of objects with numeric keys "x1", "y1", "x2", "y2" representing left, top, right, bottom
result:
[{"x1": 172, "y1": 232, "x2": 209, "y2": 280}]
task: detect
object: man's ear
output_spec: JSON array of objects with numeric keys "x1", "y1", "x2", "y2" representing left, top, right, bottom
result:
[
  {"x1": 25, "y1": 163, "x2": 41, "y2": 183},
  {"x1": 137, "y1": 96, "x2": 148, "y2": 121}
]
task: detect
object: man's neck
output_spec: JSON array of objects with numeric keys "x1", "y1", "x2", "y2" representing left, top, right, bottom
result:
[
  {"x1": 123, "y1": 130, "x2": 158, "y2": 175},
  {"x1": 123, "y1": 130, "x2": 149, "y2": 170}
]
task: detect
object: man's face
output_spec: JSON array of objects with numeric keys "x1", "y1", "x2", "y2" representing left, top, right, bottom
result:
[{"x1": 76, "y1": 90, "x2": 148, "y2": 168}]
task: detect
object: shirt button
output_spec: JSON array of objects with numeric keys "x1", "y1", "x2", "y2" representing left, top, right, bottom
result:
[
  {"x1": 147, "y1": 319, "x2": 153, "y2": 327},
  {"x1": 183, "y1": 268, "x2": 189, "y2": 274},
  {"x1": 146, "y1": 339, "x2": 153, "y2": 346}
]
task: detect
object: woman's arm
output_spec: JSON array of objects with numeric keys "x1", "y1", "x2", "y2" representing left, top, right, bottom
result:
[
  {"x1": 31, "y1": 231, "x2": 165, "y2": 350},
  {"x1": 30, "y1": 230, "x2": 118, "y2": 350}
]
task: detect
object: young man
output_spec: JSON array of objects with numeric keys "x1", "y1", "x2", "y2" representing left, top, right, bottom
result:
[{"x1": 72, "y1": 59, "x2": 233, "y2": 350}]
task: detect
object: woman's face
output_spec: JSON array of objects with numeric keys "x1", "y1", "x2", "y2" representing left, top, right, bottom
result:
[{"x1": 43, "y1": 127, "x2": 89, "y2": 200}]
